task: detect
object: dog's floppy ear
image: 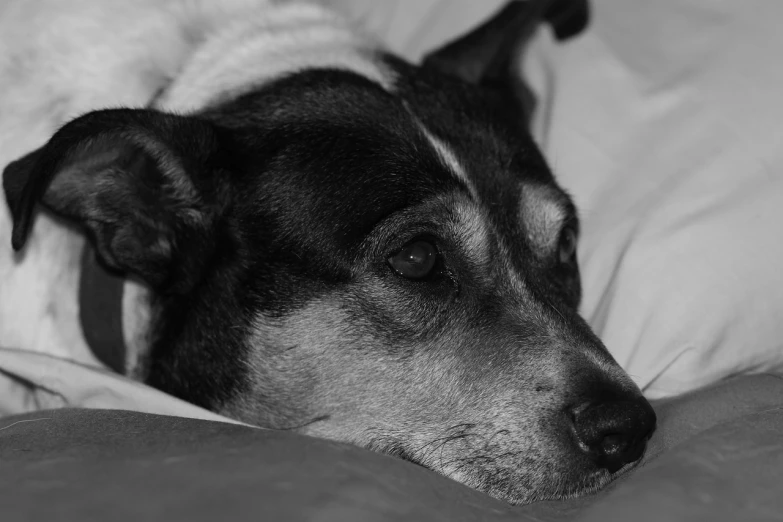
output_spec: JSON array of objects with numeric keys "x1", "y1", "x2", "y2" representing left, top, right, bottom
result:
[
  {"x1": 3, "y1": 108, "x2": 224, "y2": 291},
  {"x1": 422, "y1": 0, "x2": 588, "y2": 121}
]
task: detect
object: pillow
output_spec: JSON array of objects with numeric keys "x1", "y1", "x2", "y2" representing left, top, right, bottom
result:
[
  {"x1": 0, "y1": 347, "x2": 247, "y2": 425},
  {"x1": 328, "y1": 0, "x2": 783, "y2": 398},
  {"x1": 3, "y1": 376, "x2": 783, "y2": 522},
  {"x1": 523, "y1": 0, "x2": 783, "y2": 397}
]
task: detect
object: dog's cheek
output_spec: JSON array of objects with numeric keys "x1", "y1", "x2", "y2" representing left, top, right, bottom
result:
[
  {"x1": 232, "y1": 296, "x2": 429, "y2": 440},
  {"x1": 219, "y1": 322, "x2": 322, "y2": 429},
  {"x1": 223, "y1": 297, "x2": 393, "y2": 431}
]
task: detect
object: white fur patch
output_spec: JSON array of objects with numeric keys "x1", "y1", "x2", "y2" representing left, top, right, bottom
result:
[
  {"x1": 157, "y1": 2, "x2": 394, "y2": 112},
  {"x1": 413, "y1": 120, "x2": 479, "y2": 199}
]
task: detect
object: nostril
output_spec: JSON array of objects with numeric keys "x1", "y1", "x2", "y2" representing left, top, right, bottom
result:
[
  {"x1": 571, "y1": 397, "x2": 656, "y2": 473},
  {"x1": 599, "y1": 433, "x2": 624, "y2": 455}
]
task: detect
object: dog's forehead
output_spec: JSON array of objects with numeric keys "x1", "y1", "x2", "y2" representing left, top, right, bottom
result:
[
  {"x1": 208, "y1": 69, "x2": 483, "y2": 246},
  {"x1": 208, "y1": 65, "x2": 572, "y2": 259}
]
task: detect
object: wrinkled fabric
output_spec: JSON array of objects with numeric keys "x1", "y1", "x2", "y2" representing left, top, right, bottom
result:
[
  {"x1": 3, "y1": 0, "x2": 782, "y2": 416},
  {"x1": 2, "y1": 390, "x2": 783, "y2": 522},
  {"x1": 523, "y1": 0, "x2": 783, "y2": 397},
  {"x1": 0, "y1": 347, "x2": 249, "y2": 425}
]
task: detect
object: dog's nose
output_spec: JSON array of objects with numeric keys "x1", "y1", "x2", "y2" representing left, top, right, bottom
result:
[{"x1": 571, "y1": 397, "x2": 656, "y2": 473}]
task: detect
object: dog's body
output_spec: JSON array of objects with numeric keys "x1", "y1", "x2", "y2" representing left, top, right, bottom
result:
[{"x1": 0, "y1": 0, "x2": 656, "y2": 504}]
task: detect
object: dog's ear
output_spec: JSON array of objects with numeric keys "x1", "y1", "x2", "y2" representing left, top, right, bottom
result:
[
  {"x1": 422, "y1": 0, "x2": 588, "y2": 121},
  {"x1": 3, "y1": 108, "x2": 225, "y2": 291}
]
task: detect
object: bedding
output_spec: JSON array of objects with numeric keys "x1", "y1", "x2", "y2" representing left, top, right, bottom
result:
[
  {"x1": 0, "y1": 348, "x2": 247, "y2": 424},
  {"x1": 2, "y1": 375, "x2": 783, "y2": 522},
  {"x1": 523, "y1": 0, "x2": 783, "y2": 399}
]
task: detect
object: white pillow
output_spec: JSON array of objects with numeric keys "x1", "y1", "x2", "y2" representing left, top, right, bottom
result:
[
  {"x1": 525, "y1": 0, "x2": 783, "y2": 397},
  {"x1": 0, "y1": 347, "x2": 249, "y2": 425}
]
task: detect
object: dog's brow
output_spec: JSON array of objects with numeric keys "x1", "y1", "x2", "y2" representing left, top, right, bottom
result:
[{"x1": 451, "y1": 198, "x2": 492, "y2": 269}]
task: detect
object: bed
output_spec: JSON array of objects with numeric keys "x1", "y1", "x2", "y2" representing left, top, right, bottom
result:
[{"x1": 2, "y1": 0, "x2": 783, "y2": 520}]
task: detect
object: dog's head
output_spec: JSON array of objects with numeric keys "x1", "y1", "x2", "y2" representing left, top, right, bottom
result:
[{"x1": 2, "y1": 0, "x2": 655, "y2": 504}]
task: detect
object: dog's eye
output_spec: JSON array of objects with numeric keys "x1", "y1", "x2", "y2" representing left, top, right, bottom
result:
[
  {"x1": 388, "y1": 240, "x2": 438, "y2": 280},
  {"x1": 558, "y1": 227, "x2": 577, "y2": 264}
]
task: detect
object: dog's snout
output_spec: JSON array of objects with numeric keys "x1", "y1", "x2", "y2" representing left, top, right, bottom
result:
[{"x1": 571, "y1": 397, "x2": 656, "y2": 473}]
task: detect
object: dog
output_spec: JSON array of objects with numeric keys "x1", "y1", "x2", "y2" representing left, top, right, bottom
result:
[{"x1": 0, "y1": 0, "x2": 656, "y2": 504}]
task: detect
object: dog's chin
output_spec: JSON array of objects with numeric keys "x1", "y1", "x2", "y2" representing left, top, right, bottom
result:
[
  {"x1": 406, "y1": 448, "x2": 647, "y2": 506},
  {"x1": 348, "y1": 424, "x2": 651, "y2": 506},
  {"x1": 555, "y1": 457, "x2": 650, "y2": 505},
  {"x1": 453, "y1": 467, "x2": 622, "y2": 506},
  {"x1": 504, "y1": 454, "x2": 647, "y2": 505}
]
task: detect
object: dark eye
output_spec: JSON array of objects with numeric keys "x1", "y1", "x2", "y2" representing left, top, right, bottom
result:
[
  {"x1": 388, "y1": 240, "x2": 438, "y2": 280},
  {"x1": 558, "y1": 227, "x2": 577, "y2": 264}
]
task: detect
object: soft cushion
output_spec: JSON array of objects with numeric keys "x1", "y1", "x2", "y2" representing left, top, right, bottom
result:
[{"x1": 2, "y1": 375, "x2": 783, "y2": 522}]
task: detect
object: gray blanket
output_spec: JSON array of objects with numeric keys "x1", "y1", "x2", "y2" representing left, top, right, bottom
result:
[{"x1": 1, "y1": 375, "x2": 782, "y2": 521}]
